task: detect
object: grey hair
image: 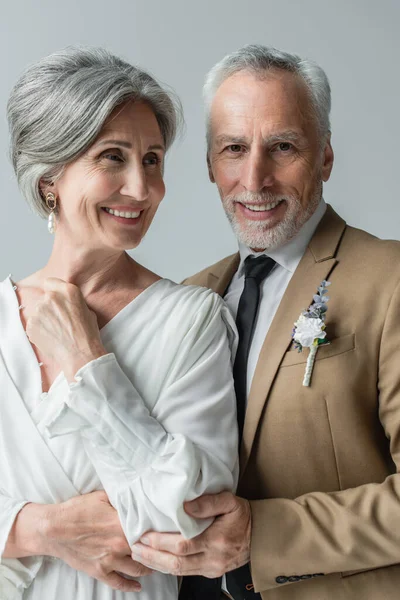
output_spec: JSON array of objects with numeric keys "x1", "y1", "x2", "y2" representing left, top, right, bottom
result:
[
  {"x1": 7, "y1": 46, "x2": 183, "y2": 218},
  {"x1": 203, "y1": 44, "x2": 331, "y2": 148}
]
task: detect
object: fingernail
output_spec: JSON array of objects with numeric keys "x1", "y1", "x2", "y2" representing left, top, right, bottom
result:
[
  {"x1": 140, "y1": 535, "x2": 150, "y2": 545},
  {"x1": 131, "y1": 544, "x2": 141, "y2": 558},
  {"x1": 188, "y1": 500, "x2": 199, "y2": 514}
]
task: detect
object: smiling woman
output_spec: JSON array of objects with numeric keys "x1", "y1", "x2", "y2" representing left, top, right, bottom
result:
[
  {"x1": 51, "y1": 101, "x2": 167, "y2": 252},
  {"x1": 0, "y1": 46, "x2": 238, "y2": 600}
]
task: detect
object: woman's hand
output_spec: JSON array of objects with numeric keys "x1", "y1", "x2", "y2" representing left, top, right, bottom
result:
[
  {"x1": 26, "y1": 277, "x2": 107, "y2": 381},
  {"x1": 6, "y1": 492, "x2": 152, "y2": 593}
]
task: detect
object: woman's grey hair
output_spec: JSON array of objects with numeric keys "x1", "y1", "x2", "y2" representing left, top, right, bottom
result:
[
  {"x1": 203, "y1": 44, "x2": 331, "y2": 148},
  {"x1": 7, "y1": 46, "x2": 183, "y2": 218}
]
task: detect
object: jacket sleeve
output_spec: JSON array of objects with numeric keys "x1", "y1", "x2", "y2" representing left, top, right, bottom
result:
[
  {"x1": 249, "y1": 278, "x2": 400, "y2": 593},
  {"x1": 46, "y1": 292, "x2": 239, "y2": 545}
]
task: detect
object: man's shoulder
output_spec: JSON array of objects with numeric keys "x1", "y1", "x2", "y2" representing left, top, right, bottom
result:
[
  {"x1": 341, "y1": 224, "x2": 400, "y2": 271},
  {"x1": 182, "y1": 253, "x2": 239, "y2": 288}
]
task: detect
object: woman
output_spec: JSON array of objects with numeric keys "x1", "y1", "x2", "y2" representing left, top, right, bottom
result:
[{"x1": 0, "y1": 47, "x2": 238, "y2": 599}]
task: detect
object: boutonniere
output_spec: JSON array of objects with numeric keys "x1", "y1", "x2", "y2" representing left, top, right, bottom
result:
[{"x1": 292, "y1": 280, "x2": 331, "y2": 387}]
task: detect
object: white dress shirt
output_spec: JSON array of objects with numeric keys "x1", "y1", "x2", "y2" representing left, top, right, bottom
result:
[{"x1": 224, "y1": 200, "x2": 327, "y2": 400}]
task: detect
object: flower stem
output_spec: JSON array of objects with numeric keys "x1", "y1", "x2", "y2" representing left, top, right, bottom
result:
[{"x1": 303, "y1": 344, "x2": 318, "y2": 387}]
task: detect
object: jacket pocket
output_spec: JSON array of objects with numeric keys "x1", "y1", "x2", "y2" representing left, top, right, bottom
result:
[{"x1": 280, "y1": 333, "x2": 355, "y2": 368}]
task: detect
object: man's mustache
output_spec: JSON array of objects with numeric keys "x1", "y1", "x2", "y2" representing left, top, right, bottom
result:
[{"x1": 224, "y1": 192, "x2": 294, "y2": 205}]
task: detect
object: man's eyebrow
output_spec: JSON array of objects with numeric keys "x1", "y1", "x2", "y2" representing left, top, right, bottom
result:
[
  {"x1": 214, "y1": 135, "x2": 250, "y2": 146},
  {"x1": 213, "y1": 131, "x2": 305, "y2": 147},
  {"x1": 95, "y1": 140, "x2": 165, "y2": 151},
  {"x1": 265, "y1": 131, "x2": 304, "y2": 144}
]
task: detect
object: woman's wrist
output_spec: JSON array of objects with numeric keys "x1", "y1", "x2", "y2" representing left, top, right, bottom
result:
[
  {"x1": 63, "y1": 345, "x2": 108, "y2": 383},
  {"x1": 4, "y1": 502, "x2": 54, "y2": 558}
]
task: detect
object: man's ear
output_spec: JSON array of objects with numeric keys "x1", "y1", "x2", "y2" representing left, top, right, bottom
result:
[
  {"x1": 207, "y1": 154, "x2": 215, "y2": 183},
  {"x1": 322, "y1": 134, "x2": 334, "y2": 182}
]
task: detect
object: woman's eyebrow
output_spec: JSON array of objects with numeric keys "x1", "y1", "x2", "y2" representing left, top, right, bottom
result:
[
  {"x1": 97, "y1": 139, "x2": 132, "y2": 148},
  {"x1": 96, "y1": 140, "x2": 165, "y2": 151}
]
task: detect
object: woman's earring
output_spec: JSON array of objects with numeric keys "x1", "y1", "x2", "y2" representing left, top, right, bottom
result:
[{"x1": 45, "y1": 192, "x2": 57, "y2": 234}]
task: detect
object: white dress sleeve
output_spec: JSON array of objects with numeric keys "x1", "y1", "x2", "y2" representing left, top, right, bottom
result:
[
  {"x1": 0, "y1": 492, "x2": 42, "y2": 599},
  {"x1": 45, "y1": 291, "x2": 239, "y2": 545}
]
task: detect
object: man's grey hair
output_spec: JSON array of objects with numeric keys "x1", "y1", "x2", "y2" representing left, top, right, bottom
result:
[
  {"x1": 7, "y1": 46, "x2": 183, "y2": 218},
  {"x1": 203, "y1": 44, "x2": 331, "y2": 148}
]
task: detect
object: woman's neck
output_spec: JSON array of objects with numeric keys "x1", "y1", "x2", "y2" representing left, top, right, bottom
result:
[{"x1": 38, "y1": 235, "x2": 138, "y2": 297}]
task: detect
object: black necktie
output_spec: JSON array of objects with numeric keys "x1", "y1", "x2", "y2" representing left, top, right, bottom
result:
[
  {"x1": 179, "y1": 255, "x2": 275, "y2": 600},
  {"x1": 233, "y1": 255, "x2": 276, "y2": 443}
]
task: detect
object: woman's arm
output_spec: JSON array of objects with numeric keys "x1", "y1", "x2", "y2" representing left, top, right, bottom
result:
[
  {"x1": 3, "y1": 501, "x2": 48, "y2": 558},
  {"x1": 43, "y1": 289, "x2": 238, "y2": 545},
  {"x1": 2, "y1": 491, "x2": 150, "y2": 592}
]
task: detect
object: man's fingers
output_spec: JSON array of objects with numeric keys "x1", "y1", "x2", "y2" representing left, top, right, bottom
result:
[
  {"x1": 114, "y1": 556, "x2": 153, "y2": 577},
  {"x1": 184, "y1": 491, "x2": 237, "y2": 519},
  {"x1": 139, "y1": 531, "x2": 200, "y2": 555},
  {"x1": 131, "y1": 543, "x2": 206, "y2": 577},
  {"x1": 101, "y1": 571, "x2": 142, "y2": 592}
]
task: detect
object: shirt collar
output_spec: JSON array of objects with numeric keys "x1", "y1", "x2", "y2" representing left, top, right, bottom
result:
[{"x1": 237, "y1": 199, "x2": 327, "y2": 277}]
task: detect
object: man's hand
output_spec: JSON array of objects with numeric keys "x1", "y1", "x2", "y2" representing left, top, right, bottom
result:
[
  {"x1": 40, "y1": 491, "x2": 151, "y2": 592},
  {"x1": 131, "y1": 491, "x2": 251, "y2": 578}
]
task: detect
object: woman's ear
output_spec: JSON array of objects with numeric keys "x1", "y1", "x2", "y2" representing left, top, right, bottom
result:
[{"x1": 39, "y1": 178, "x2": 56, "y2": 200}]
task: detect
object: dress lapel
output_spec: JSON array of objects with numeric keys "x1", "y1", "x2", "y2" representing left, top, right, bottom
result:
[
  {"x1": 0, "y1": 357, "x2": 80, "y2": 501},
  {"x1": 239, "y1": 205, "x2": 346, "y2": 474}
]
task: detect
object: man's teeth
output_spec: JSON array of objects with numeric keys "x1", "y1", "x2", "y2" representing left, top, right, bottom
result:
[
  {"x1": 242, "y1": 200, "x2": 282, "y2": 212},
  {"x1": 104, "y1": 208, "x2": 141, "y2": 219}
]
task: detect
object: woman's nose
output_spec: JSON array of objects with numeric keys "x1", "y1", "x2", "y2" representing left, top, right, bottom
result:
[{"x1": 120, "y1": 165, "x2": 150, "y2": 201}]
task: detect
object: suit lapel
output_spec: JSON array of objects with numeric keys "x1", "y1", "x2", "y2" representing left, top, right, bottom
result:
[
  {"x1": 205, "y1": 206, "x2": 347, "y2": 476},
  {"x1": 239, "y1": 205, "x2": 347, "y2": 474},
  {"x1": 206, "y1": 253, "x2": 240, "y2": 295}
]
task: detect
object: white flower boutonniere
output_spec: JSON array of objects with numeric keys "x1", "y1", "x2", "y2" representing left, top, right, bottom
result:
[{"x1": 292, "y1": 280, "x2": 331, "y2": 387}]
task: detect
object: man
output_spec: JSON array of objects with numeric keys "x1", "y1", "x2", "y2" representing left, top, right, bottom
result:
[{"x1": 129, "y1": 45, "x2": 400, "y2": 599}]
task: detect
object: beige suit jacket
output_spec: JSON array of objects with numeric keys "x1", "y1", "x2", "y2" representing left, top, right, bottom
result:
[{"x1": 184, "y1": 205, "x2": 400, "y2": 599}]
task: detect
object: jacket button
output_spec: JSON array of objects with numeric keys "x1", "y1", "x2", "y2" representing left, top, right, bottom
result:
[
  {"x1": 288, "y1": 576, "x2": 300, "y2": 582},
  {"x1": 300, "y1": 574, "x2": 312, "y2": 579},
  {"x1": 276, "y1": 576, "x2": 288, "y2": 584}
]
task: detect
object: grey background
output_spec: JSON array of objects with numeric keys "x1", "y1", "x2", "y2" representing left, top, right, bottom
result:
[{"x1": 0, "y1": 0, "x2": 399, "y2": 282}]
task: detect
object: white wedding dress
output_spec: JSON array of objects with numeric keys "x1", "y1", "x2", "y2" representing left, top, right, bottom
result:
[{"x1": 0, "y1": 276, "x2": 238, "y2": 600}]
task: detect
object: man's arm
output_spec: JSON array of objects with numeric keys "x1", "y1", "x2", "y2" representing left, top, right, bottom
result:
[
  {"x1": 4, "y1": 491, "x2": 151, "y2": 592},
  {"x1": 131, "y1": 278, "x2": 400, "y2": 593},
  {"x1": 131, "y1": 491, "x2": 251, "y2": 577}
]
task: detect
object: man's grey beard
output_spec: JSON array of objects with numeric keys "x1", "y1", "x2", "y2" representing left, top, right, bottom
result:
[{"x1": 221, "y1": 185, "x2": 322, "y2": 251}]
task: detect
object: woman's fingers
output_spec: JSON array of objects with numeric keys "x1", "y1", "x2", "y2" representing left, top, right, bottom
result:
[
  {"x1": 100, "y1": 571, "x2": 142, "y2": 593},
  {"x1": 114, "y1": 555, "x2": 153, "y2": 578}
]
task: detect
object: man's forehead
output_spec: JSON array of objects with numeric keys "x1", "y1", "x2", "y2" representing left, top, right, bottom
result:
[
  {"x1": 211, "y1": 70, "x2": 311, "y2": 116},
  {"x1": 209, "y1": 70, "x2": 314, "y2": 139}
]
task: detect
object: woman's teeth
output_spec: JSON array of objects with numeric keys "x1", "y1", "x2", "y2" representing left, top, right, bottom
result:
[
  {"x1": 104, "y1": 207, "x2": 141, "y2": 219},
  {"x1": 242, "y1": 200, "x2": 282, "y2": 212}
]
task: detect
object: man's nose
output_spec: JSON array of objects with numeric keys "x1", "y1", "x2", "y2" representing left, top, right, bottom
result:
[{"x1": 240, "y1": 150, "x2": 275, "y2": 192}]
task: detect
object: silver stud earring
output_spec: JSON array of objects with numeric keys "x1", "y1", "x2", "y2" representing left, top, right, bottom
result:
[{"x1": 45, "y1": 192, "x2": 57, "y2": 234}]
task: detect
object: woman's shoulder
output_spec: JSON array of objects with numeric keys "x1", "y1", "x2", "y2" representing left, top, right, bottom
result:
[
  {"x1": 154, "y1": 279, "x2": 225, "y2": 314},
  {"x1": 153, "y1": 279, "x2": 236, "y2": 347},
  {"x1": 0, "y1": 274, "x2": 13, "y2": 295}
]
